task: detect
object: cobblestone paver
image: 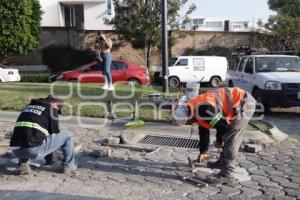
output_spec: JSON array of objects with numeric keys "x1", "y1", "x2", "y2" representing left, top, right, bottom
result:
[{"x1": 0, "y1": 117, "x2": 300, "y2": 200}]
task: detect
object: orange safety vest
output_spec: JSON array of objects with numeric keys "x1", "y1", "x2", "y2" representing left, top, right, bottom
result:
[{"x1": 187, "y1": 87, "x2": 246, "y2": 129}]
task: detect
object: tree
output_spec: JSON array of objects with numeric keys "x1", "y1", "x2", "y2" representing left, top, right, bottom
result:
[
  {"x1": 263, "y1": 15, "x2": 300, "y2": 51},
  {"x1": 268, "y1": 0, "x2": 300, "y2": 17},
  {"x1": 105, "y1": 0, "x2": 196, "y2": 68},
  {"x1": 0, "y1": 0, "x2": 42, "y2": 63}
]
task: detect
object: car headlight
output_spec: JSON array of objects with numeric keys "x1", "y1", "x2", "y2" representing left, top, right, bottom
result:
[{"x1": 265, "y1": 81, "x2": 282, "y2": 90}]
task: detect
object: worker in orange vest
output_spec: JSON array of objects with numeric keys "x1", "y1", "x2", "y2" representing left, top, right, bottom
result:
[{"x1": 174, "y1": 87, "x2": 256, "y2": 184}]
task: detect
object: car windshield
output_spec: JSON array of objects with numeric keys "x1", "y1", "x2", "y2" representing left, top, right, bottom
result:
[
  {"x1": 0, "y1": 64, "x2": 7, "y2": 68},
  {"x1": 78, "y1": 64, "x2": 89, "y2": 70},
  {"x1": 256, "y1": 57, "x2": 300, "y2": 72}
]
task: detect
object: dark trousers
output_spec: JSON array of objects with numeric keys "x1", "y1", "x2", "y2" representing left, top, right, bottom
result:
[{"x1": 219, "y1": 93, "x2": 256, "y2": 176}]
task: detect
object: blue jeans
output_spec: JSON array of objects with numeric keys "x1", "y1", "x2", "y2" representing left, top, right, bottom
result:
[
  {"x1": 100, "y1": 52, "x2": 112, "y2": 84},
  {"x1": 13, "y1": 133, "x2": 75, "y2": 167}
]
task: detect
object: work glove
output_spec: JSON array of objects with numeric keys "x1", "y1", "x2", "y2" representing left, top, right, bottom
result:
[
  {"x1": 214, "y1": 140, "x2": 224, "y2": 148},
  {"x1": 194, "y1": 153, "x2": 210, "y2": 163}
]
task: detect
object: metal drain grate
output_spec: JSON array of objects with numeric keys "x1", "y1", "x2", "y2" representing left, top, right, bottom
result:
[{"x1": 138, "y1": 135, "x2": 200, "y2": 149}]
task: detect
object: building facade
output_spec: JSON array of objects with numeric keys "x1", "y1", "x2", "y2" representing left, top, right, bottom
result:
[
  {"x1": 39, "y1": 0, "x2": 114, "y2": 30},
  {"x1": 184, "y1": 16, "x2": 254, "y2": 32}
]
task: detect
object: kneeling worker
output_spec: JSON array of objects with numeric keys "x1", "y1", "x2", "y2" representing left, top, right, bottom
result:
[
  {"x1": 10, "y1": 95, "x2": 77, "y2": 175},
  {"x1": 174, "y1": 87, "x2": 256, "y2": 184}
]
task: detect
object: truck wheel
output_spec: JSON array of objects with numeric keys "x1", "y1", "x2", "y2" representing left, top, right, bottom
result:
[
  {"x1": 168, "y1": 77, "x2": 180, "y2": 88},
  {"x1": 228, "y1": 80, "x2": 234, "y2": 87},
  {"x1": 210, "y1": 76, "x2": 221, "y2": 88},
  {"x1": 253, "y1": 89, "x2": 270, "y2": 113}
]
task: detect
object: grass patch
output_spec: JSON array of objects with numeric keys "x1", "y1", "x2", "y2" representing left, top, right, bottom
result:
[
  {"x1": 249, "y1": 120, "x2": 273, "y2": 135},
  {"x1": 0, "y1": 83, "x2": 267, "y2": 132},
  {"x1": 0, "y1": 82, "x2": 183, "y2": 121},
  {"x1": 20, "y1": 72, "x2": 50, "y2": 83}
]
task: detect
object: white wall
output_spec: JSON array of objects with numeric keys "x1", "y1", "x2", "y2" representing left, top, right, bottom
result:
[
  {"x1": 39, "y1": 0, "x2": 113, "y2": 30},
  {"x1": 84, "y1": 2, "x2": 113, "y2": 30},
  {"x1": 39, "y1": 0, "x2": 62, "y2": 27}
]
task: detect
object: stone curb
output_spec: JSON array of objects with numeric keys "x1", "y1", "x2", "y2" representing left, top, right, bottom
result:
[
  {"x1": 250, "y1": 120, "x2": 288, "y2": 144},
  {"x1": 243, "y1": 120, "x2": 288, "y2": 153}
]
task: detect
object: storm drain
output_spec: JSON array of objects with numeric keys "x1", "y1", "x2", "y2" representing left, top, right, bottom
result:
[{"x1": 138, "y1": 135, "x2": 200, "y2": 149}]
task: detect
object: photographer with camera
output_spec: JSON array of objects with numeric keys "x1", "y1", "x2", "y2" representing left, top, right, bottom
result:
[{"x1": 94, "y1": 31, "x2": 113, "y2": 90}]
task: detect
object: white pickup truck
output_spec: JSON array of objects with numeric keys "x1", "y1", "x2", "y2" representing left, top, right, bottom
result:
[{"x1": 227, "y1": 55, "x2": 300, "y2": 108}]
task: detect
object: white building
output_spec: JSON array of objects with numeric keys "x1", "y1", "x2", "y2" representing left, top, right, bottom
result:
[
  {"x1": 184, "y1": 16, "x2": 254, "y2": 32},
  {"x1": 39, "y1": 0, "x2": 114, "y2": 30}
]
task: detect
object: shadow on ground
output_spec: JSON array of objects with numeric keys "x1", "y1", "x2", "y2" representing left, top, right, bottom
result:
[{"x1": 0, "y1": 190, "x2": 110, "y2": 200}]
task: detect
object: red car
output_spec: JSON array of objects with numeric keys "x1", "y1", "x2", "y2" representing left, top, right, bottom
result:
[{"x1": 50, "y1": 60, "x2": 150, "y2": 85}]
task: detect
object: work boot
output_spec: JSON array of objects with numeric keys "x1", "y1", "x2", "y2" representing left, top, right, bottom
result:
[
  {"x1": 207, "y1": 160, "x2": 222, "y2": 169},
  {"x1": 206, "y1": 173, "x2": 237, "y2": 185},
  {"x1": 18, "y1": 162, "x2": 32, "y2": 175},
  {"x1": 59, "y1": 165, "x2": 78, "y2": 175},
  {"x1": 44, "y1": 153, "x2": 57, "y2": 166}
]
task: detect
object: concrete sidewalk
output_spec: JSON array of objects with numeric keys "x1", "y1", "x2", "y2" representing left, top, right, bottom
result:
[
  {"x1": 0, "y1": 110, "x2": 276, "y2": 145},
  {"x1": 0, "y1": 110, "x2": 107, "y2": 128}
]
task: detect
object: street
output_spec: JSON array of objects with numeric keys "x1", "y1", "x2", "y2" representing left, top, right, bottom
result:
[{"x1": 0, "y1": 111, "x2": 299, "y2": 200}]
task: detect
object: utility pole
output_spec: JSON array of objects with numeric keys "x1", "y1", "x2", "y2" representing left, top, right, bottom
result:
[{"x1": 161, "y1": 0, "x2": 169, "y2": 93}]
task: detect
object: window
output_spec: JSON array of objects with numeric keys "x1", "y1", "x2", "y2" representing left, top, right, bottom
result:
[
  {"x1": 192, "y1": 19, "x2": 204, "y2": 25},
  {"x1": 244, "y1": 58, "x2": 254, "y2": 74},
  {"x1": 64, "y1": 4, "x2": 84, "y2": 28},
  {"x1": 107, "y1": 0, "x2": 112, "y2": 15},
  {"x1": 238, "y1": 58, "x2": 247, "y2": 72},
  {"x1": 90, "y1": 63, "x2": 103, "y2": 71},
  {"x1": 111, "y1": 61, "x2": 128, "y2": 70},
  {"x1": 175, "y1": 59, "x2": 188, "y2": 66},
  {"x1": 255, "y1": 57, "x2": 300, "y2": 73},
  {"x1": 205, "y1": 22, "x2": 223, "y2": 28},
  {"x1": 193, "y1": 58, "x2": 205, "y2": 71},
  {"x1": 233, "y1": 24, "x2": 243, "y2": 29}
]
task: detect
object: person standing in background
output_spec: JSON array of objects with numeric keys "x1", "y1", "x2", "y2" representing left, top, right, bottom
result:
[{"x1": 94, "y1": 31, "x2": 114, "y2": 90}]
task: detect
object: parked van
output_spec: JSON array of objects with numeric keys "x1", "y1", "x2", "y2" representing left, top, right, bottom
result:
[{"x1": 158, "y1": 56, "x2": 228, "y2": 88}]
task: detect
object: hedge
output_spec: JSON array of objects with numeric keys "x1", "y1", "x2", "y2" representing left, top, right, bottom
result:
[
  {"x1": 42, "y1": 45, "x2": 97, "y2": 73},
  {"x1": 20, "y1": 72, "x2": 50, "y2": 83}
]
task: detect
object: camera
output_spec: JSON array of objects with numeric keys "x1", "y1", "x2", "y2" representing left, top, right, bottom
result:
[{"x1": 96, "y1": 35, "x2": 104, "y2": 43}]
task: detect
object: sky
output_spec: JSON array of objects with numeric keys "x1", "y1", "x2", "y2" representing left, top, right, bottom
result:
[{"x1": 181, "y1": 0, "x2": 276, "y2": 22}]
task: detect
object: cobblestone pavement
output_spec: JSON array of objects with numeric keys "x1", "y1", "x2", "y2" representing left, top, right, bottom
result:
[{"x1": 0, "y1": 117, "x2": 300, "y2": 200}]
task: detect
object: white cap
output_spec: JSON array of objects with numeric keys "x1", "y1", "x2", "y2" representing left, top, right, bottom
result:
[{"x1": 173, "y1": 102, "x2": 189, "y2": 126}]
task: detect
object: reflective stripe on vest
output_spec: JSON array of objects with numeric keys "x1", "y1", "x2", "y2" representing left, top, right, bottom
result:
[
  {"x1": 15, "y1": 121, "x2": 49, "y2": 136},
  {"x1": 188, "y1": 88, "x2": 240, "y2": 129},
  {"x1": 213, "y1": 88, "x2": 234, "y2": 119}
]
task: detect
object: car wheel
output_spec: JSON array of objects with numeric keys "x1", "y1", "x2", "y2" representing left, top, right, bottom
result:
[
  {"x1": 168, "y1": 77, "x2": 180, "y2": 88},
  {"x1": 253, "y1": 89, "x2": 270, "y2": 113},
  {"x1": 210, "y1": 76, "x2": 221, "y2": 88},
  {"x1": 128, "y1": 78, "x2": 140, "y2": 86}
]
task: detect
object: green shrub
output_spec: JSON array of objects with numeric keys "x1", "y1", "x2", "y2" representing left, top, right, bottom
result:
[
  {"x1": 20, "y1": 72, "x2": 50, "y2": 83},
  {"x1": 42, "y1": 45, "x2": 97, "y2": 73}
]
